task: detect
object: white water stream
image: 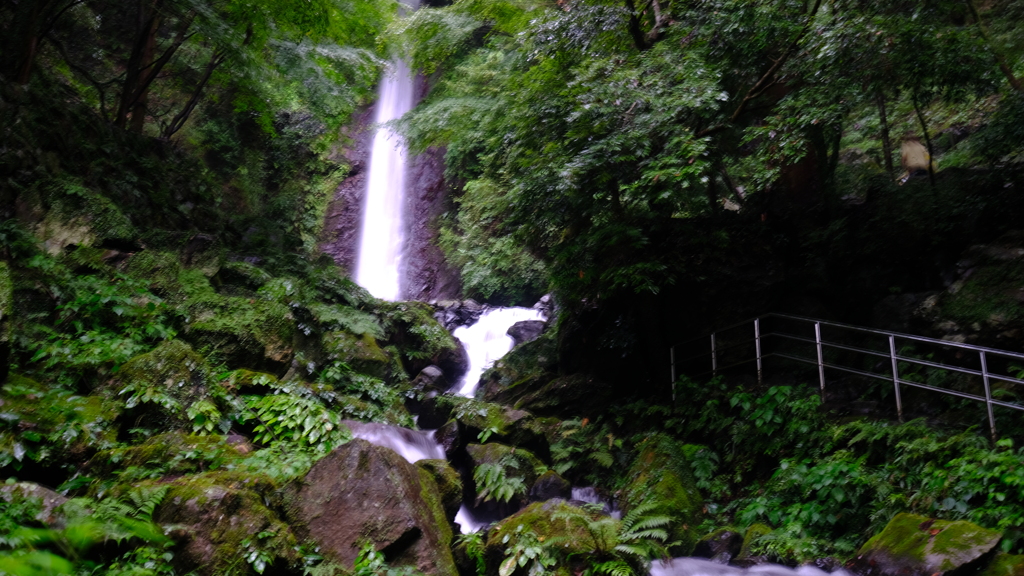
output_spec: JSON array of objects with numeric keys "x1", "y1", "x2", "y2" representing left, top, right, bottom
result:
[
  {"x1": 453, "y1": 307, "x2": 547, "y2": 397},
  {"x1": 651, "y1": 559, "x2": 853, "y2": 576},
  {"x1": 354, "y1": 56, "x2": 416, "y2": 300}
]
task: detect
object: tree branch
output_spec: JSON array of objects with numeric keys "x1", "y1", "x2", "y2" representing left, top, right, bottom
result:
[
  {"x1": 695, "y1": 0, "x2": 823, "y2": 138},
  {"x1": 964, "y1": 0, "x2": 1022, "y2": 92}
]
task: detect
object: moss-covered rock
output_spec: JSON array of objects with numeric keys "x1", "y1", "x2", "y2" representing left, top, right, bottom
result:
[
  {"x1": 851, "y1": 513, "x2": 1003, "y2": 576},
  {"x1": 529, "y1": 470, "x2": 571, "y2": 502},
  {"x1": 86, "y1": 432, "x2": 245, "y2": 482},
  {"x1": 977, "y1": 554, "x2": 1024, "y2": 576},
  {"x1": 623, "y1": 434, "x2": 703, "y2": 555},
  {"x1": 484, "y1": 500, "x2": 602, "y2": 574},
  {"x1": 108, "y1": 339, "x2": 217, "y2": 431},
  {"x1": 417, "y1": 458, "x2": 463, "y2": 521},
  {"x1": 738, "y1": 523, "x2": 772, "y2": 561},
  {"x1": 0, "y1": 261, "x2": 11, "y2": 382},
  {"x1": 694, "y1": 528, "x2": 743, "y2": 563},
  {"x1": 466, "y1": 443, "x2": 545, "y2": 509},
  {"x1": 323, "y1": 330, "x2": 391, "y2": 378},
  {"x1": 286, "y1": 439, "x2": 457, "y2": 576},
  {"x1": 1, "y1": 374, "x2": 120, "y2": 472},
  {"x1": 155, "y1": 471, "x2": 299, "y2": 576},
  {"x1": 501, "y1": 373, "x2": 613, "y2": 420},
  {"x1": 479, "y1": 331, "x2": 557, "y2": 407},
  {"x1": 426, "y1": 396, "x2": 552, "y2": 460}
]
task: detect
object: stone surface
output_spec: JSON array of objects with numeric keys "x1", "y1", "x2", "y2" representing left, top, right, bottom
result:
[
  {"x1": 507, "y1": 320, "x2": 546, "y2": 347},
  {"x1": 155, "y1": 471, "x2": 299, "y2": 576},
  {"x1": 529, "y1": 470, "x2": 571, "y2": 502},
  {"x1": 851, "y1": 513, "x2": 1002, "y2": 576},
  {"x1": 323, "y1": 330, "x2": 391, "y2": 378},
  {"x1": 693, "y1": 528, "x2": 744, "y2": 564},
  {"x1": 412, "y1": 365, "x2": 449, "y2": 393},
  {"x1": 624, "y1": 434, "x2": 703, "y2": 555},
  {"x1": 977, "y1": 554, "x2": 1024, "y2": 576},
  {"x1": 0, "y1": 481, "x2": 68, "y2": 527},
  {"x1": 417, "y1": 458, "x2": 464, "y2": 521},
  {"x1": 288, "y1": 439, "x2": 457, "y2": 576}
]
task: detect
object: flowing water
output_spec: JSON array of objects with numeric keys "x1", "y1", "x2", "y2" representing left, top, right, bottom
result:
[
  {"x1": 453, "y1": 306, "x2": 547, "y2": 397},
  {"x1": 651, "y1": 558, "x2": 852, "y2": 576},
  {"x1": 354, "y1": 57, "x2": 416, "y2": 300}
]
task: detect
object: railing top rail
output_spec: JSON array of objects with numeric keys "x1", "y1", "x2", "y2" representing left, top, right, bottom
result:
[{"x1": 671, "y1": 312, "x2": 1024, "y2": 362}]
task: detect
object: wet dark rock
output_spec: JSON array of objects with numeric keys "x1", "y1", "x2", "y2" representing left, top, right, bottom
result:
[
  {"x1": 434, "y1": 419, "x2": 463, "y2": 460},
  {"x1": 287, "y1": 439, "x2": 457, "y2": 576},
  {"x1": 434, "y1": 341, "x2": 469, "y2": 387},
  {"x1": 412, "y1": 365, "x2": 449, "y2": 393},
  {"x1": 507, "y1": 320, "x2": 546, "y2": 347},
  {"x1": 693, "y1": 529, "x2": 743, "y2": 564},
  {"x1": 433, "y1": 300, "x2": 485, "y2": 331},
  {"x1": 529, "y1": 470, "x2": 571, "y2": 502},
  {"x1": 417, "y1": 458, "x2": 463, "y2": 522},
  {"x1": 850, "y1": 513, "x2": 1001, "y2": 576}
]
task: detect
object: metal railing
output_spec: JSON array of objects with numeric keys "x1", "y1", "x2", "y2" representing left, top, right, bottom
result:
[{"x1": 670, "y1": 313, "x2": 1024, "y2": 440}]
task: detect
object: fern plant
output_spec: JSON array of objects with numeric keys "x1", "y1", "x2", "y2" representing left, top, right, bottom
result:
[
  {"x1": 244, "y1": 393, "x2": 351, "y2": 453},
  {"x1": 473, "y1": 451, "x2": 542, "y2": 504}
]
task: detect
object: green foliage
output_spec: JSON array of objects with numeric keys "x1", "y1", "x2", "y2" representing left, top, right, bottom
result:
[
  {"x1": 473, "y1": 451, "x2": 539, "y2": 504},
  {"x1": 349, "y1": 542, "x2": 424, "y2": 576},
  {"x1": 550, "y1": 418, "x2": 623, "y2": 486},
  {"x1": 244, "y1": 393, "x2": 352, "y2": 453},
  {"x1": 455, "y1": 532, "x2": 487, "y2": 576},
  {"x1": 0, "y1": 482, "x2": 173, "y2": 576}
]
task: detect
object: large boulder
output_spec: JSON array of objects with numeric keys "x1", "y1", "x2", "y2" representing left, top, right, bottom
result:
[
  {"x1": 851, "y1": 513, "x2": 1002, "y2": 576},
  {"x1": 287, "y1": 439, "x2": 457, "y2": 576},
  {"x1": 323, "y1": 330, "x2": 391, "y2": 379},
  {"x1": 108, "y1": 339, "x2": 215, "y2": 431},
  {"x1": 978, "y1": 554, "x2": 1024, "y2": 576},
  {"x1": 417, "y1": 458, "x2": 464, "y2": 521},
  {"x1": 623, "y1": 434, "x2": 703, "y2": 555},
  {"x1": 419, "y1": 396, "x2": 552, "y2": 461},
  {"x1": 155, "y1": 471, "x2": 299, "y2": 576},
  {"x1": 484, "y1": 500, "x2": 603, "y2": 574},
  {"x1": 507, "y1": 320, "x2": 546, "y2": 347}
]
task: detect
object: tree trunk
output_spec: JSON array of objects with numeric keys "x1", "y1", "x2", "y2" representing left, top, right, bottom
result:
[
  {"x1": 876, "y1": 91, "x2": 894, "y2": 175},
  {"x1": 964, "y1": 0, "x2": 1023, "y2": 92},
  {"x1": 912, "y1": 94, "x2": 936, "y2": 188},
  {"x1": 129, "y1": 11, "x2": 161, "y2": 133}
]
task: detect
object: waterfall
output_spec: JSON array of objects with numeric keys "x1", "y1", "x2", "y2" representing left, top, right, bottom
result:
[
  {"x1": 354, "y1": 55, "x2": 416, "y2": 300},
  {"x1": 650, "y1": 559, "x2": 853, "y2": 576},
  {"x1": 453, "y1": 306, "x2": 547, "y2": 397}
]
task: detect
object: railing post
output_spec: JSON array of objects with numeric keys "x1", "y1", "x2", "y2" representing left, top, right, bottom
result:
[
  {"x1": 711, "y1": 333, "x2": 718, "y2": 376},
  {"x1": 815, "y1": 321, "x2": 826, "y2": 401},
  {"x1": 670, "y1": 346, "x2": 676, "y2": 402},
  {"x1": 755, "y1": 318, "x2": 763, "y2": 386},
  {"x1": 889, "y1": 335, "x2": 903, "y2": 422},
  {"x1": 980, "y1": 351, "x2": 997, "y2": 442}
]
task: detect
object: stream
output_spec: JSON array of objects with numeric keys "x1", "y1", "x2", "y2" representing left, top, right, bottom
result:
[{"x1": 347, "y1": 32, "x2": 846, "y2": 576}]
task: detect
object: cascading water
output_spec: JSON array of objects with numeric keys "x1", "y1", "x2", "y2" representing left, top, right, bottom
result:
[
  {"x1": 650, "y1": 558, "x2": 853, "y2": 576},
  {"x1": 453, "y1": 306, "x2": 547, "y2": 397},
  {"x1": 354, "y1": 49, "x2": 417, "y2": 300}
]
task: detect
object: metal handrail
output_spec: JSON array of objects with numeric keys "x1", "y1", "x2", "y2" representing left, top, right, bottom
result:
[{"x1": 669, "y1": 313, "x2": 1024, "y2": 441}]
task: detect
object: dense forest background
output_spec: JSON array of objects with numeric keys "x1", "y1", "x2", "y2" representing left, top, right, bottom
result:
[{"x1": 3, "y1": 0, "x2": 1024, "y2": 574}]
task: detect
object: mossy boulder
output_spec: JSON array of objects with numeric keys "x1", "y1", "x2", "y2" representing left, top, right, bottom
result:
[
  {"x1": 323, "y1": 330, "x2": 391, "y2": 379},
  {"x1": 466, "y1": 443, "x2": 545, "y2": 509},
  {"x1": 424, "y1": 396, "x2": 551, "y2": 461},
  {"x1": 155, "y1": 471, "x2": 298, "y2": 576},
  {"x1": 286, "y1": 439, "x2": 457, "y2": 576},
  {"x1": 0, "y1": 261, "x2": 10, "y2": 382},
  {"x1": 623, "y1": 434, "x2": 703, "y2": 555},
  {"x1": 108, "y1": 339, "x2": 216, "y2": 431},
  {"x1": 484, "y1": 500, "x2": 602, "y2": 574},
  {"x1": 479, "y1": 331, "x2": 557, "y2": 407},
  {"x1": 1, "y1": 374, "x2": 120, "y2": 471},
  {"x1": 417, "y1": 458, "x2": 463, "y2": 521},
  {"x1": 86, "y1": 432, "x2": 245, "y2": 481},
  {"x1": 500, "y1": 373, "x2": 613, "y2": 420},
  {"x1": 978, "y1": 554, "x2": 1024, "y2": 576},
  {"x1": 529, "y1": 470, "x2": 571, "y2": 502},
  {"x1": 738, "y1": 523, "x2": 772, "y2": 561},
  {"x1": 851, "y1": 513, "x2": 1002, "y2": 576}
]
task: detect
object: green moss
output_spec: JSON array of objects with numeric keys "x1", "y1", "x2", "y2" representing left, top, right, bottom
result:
[
  {"x1": 154, "y1": 470, "x2": 299, "y2": 576},
  {"x1": 417, "y1": 459, "x2": 464, "y2": 520},
  {"x1": 88, "y1": 432, "x2": 243, "y2": 482},
  {"x1": 858, "y1": 513, "x2": 1002, "y2": 573},
  {"x1": 739, "y1": 523, "x2": 773, "y2": 560},
  {"x1": 323, "y1": 331, "x2": 390, "y2": 378},
  {"x1": 417, "y1": 466, "x2": 456, "y2": 571},
  {"x1": 942, "y1": 262, "x2": 1024, "y2": 325},
  {"x1": 486, "y1": 501, "x2": 602, "y2": 557},
  {"x1": 186, "y1": 294, "x2": 295, "y2": 368},
  {"x1": 978, "y1": 554, "x2": 1024, "y2": 576},
  {"x1": 625, "y1": 434, "x2": 703, "y2": 555},
  {"x1": 110, "y1": 339, "x2": 215, "y2": 430}
]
